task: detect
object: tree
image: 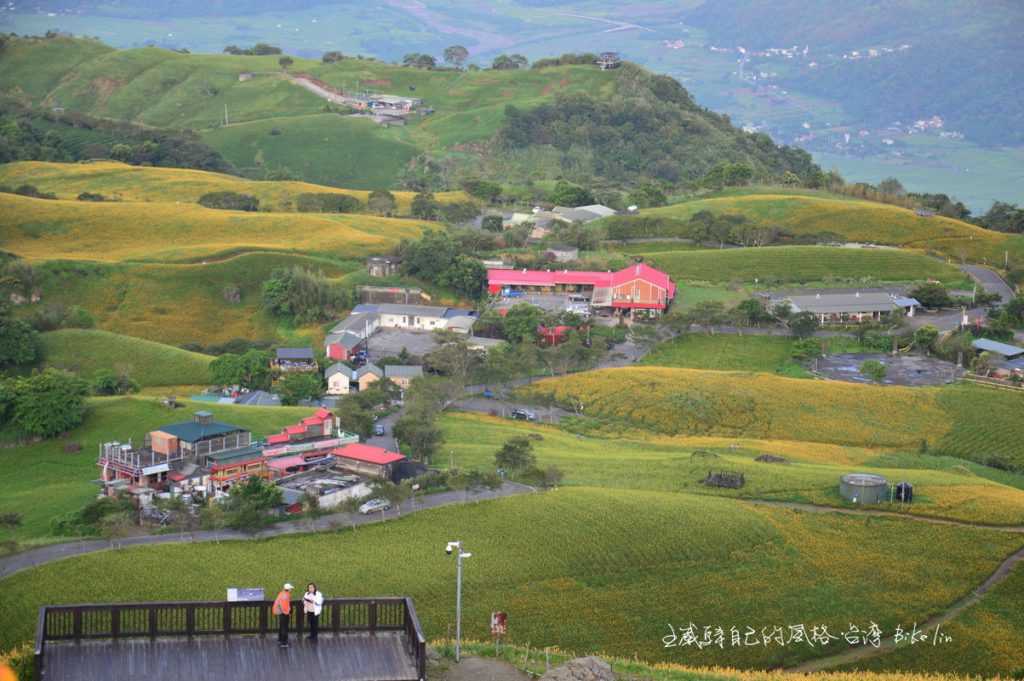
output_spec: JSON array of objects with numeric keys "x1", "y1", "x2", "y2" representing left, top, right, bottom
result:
[
  {"x1": 335, "y1": 396, "x2": 374, "y2": 439},
  {"x1": 393, "y1": 410, "x2": 442, "y2": 463},
  {"x1": 252, "y1": 43, "x2": 282, "y2": 55},
  {"x1": 772, "y1": 302, "x2": 793, "y2": 321},
  {"x1": 548, "y1": 180, "x2": 594, "y2": 207},
  {"x1": 860, "y1": 359, "x2": 887, "y2": 383},
  {"x1": 789, "y1": 311, "x2": 820, "y2": 339},
  {"x1": 443, "y1": 45, "x2": 469, "y2": 68},
  {"x1": 461, "y1": 179, "x2": 502, "y2": 203},
  {"x1": 440, "y1": 201, "x2": 481, "y2": 225},
  {"x1": 210, "y1": 349, "x2": 272, "y2": 389},
  {"x1": 198, "y1": 191, "x2": 259, "y2": 211},
  {"x1": 878, "y1": 177, "x2": 906, "y2": 196},
  {"x1": 976, "y1": 201, "x2": 1024, "y2": 234},
  {"x1": 627, "y1": 183, "x2": 667, "y2": 208},
  {"x1": 482, "y1": 215, "x2": 504, "y2": 232},
  {"x1": 438, "y1": 255, "x2": 487, "y2": 299},
  {"x1": 791, "y1": 338, "x2": 823, "y2": 361},
  {"x1": 426, "y1": 332, "x2": 483, "y2": 381},
  {"x1": 410, "y1": 191, "x2": 440, "y2": 220},
  {"x1": 913, "y1": 325, "x2": 940, "y2": 352},
  {"x1": 492, "y1": 54, "x2": 527, "y2": 70},
  {"x1": 296, "y1": 193, "x2": 361, "y2": 213},
  {"x1": 0, "y1": 314, "x2": 40, "y2": 367},
  {"x1": 278, "y1": 56, "x2": 293, "y2": 70},
  {"x1": 10, "y1": 369, "x2": 88, "y2": 438},
  {"x1": 402, "y1": 53, "x2": 436, "y2": 69},
  {"x1": 910, "y1": 282, "x2": 953, "y2": 309},
  {"x1": 277, "y1": 372, "x2": 322, "y2": 405},
  {"x1": 367, "y1": 189, "x2": 397, "y2": 216},
  {"x1": 503, "y1": 303, "x2": 542, "y2": 343},
  {"x1": 222, "y1": 477, "x2": 283, "y2": 533},
  {"x1": 494, "y1": 436, "x2": 536, "y2": 473},
  {"x1": 735, "y1": 299, "x2": 772, "y2": 327},
  {"x1": 302, "y1": 490, "x2": 326, "y2": 531},
  {"x1": 682, "y1": 301, "x2": 728, "y2": 334},
  {"x1": 91, "y1": 369, "x2": 140, "y2": 396},
  {"x1": 262, "y1": 267, "x2": 348, "y2": 323},
  {"x1": 322, "y1": 51, "x2": 345, "y2": 63}
]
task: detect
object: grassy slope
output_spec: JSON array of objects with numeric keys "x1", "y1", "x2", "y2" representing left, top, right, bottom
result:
[
  {"x1": 520, "y1": 368, "x2": 1024, "y2": 467},
  {"x1": 641, "y1": 334, "x2": 813, "y2": 376},
  {"x1": 0, "y1": 161, "x2": 465, "y2": 213},
  {"x1": 0, "y1": 487, "x2": 1018, "y2": 672},
  {"x1": 0, "y1": 398, "x2": 317, "y2": 545},
  {"x1": 640, "y1": 192, "x2": 1024, "y2": 264},
  {"x1": 34, "y1": 254, "x2": 360, "y2": 346},
  {"x1": 637, "y1": 245, "x2": 968, "y2": 286},
  {"x1": 441, "y1": 413, "x2": 1024, "y2": 526},
  {"x1": 0, "y1": 192, "x2": 426, "y2": 262},
  {"x1": 40, "y1": 329, "x2": 212, "y2": 386}
]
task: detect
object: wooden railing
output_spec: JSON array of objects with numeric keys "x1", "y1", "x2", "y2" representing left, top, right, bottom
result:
[{"x1": 35, "y1": 597, "x2": 427, "y2": 679}]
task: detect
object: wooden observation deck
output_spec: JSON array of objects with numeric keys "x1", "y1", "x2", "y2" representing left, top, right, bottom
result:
[{"x1": 34, "y1": 597, "x2": 427, "y2": 681}]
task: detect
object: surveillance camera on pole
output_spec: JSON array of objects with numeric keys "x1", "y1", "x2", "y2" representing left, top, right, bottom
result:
[{"x1": 445, "y1": 540, "x2": 471, "y2": 661}]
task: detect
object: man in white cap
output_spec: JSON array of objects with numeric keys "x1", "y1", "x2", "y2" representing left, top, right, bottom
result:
[{"x1": 272, "y1": 583, "x2": 294, "y2": 647}]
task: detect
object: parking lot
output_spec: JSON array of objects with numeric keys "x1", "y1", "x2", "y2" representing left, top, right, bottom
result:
[
  {"x1": 814, "y1": 353, "x2": 963, "y2": 386},
  {"x1": 497, "y1": 293, "x2": 590, "y2": 315}
]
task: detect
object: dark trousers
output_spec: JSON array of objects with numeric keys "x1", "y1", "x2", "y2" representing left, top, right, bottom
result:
[
  {"x1": 278, "y1": 613, "x2": 289, "y2": 645},
  {"x1": 307, "y1": 613, "x2": 319, "y2": 640}
]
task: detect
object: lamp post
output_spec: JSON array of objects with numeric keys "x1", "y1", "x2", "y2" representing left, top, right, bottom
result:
[{"x1": 445, "y1": 540, "x2": 472, "y2": 662}]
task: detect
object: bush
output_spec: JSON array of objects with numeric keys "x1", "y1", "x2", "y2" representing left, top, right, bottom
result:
[
  {"x1": 295, "y1": 193, "x2": 362, "y2": 213},
  {"x1": 860, "y1": 359, "x2": 887, "y2": 383},
  {"x1": 262, "y1": 267, "x2": 349, "y2": 324},
  {"x1": 77, "y1": 191, "x2": 105, "y2": 201},
  {"x1": 91, "y1": 369, "x2": 140, "y2": 396},
  {"x1": 198, "y1": 191, "x2": 259, "y2": 211},
  {"x1": 51, "y1": 495, "x2": 134, "y2": 537},
  {"x1": 4, "y1": 369, "x2": 89, "y2": 438}
]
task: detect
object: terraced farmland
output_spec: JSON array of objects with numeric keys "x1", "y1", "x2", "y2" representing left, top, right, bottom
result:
[{"x1": 0, "y1": 487, "x2": 1018, "y2": 672}]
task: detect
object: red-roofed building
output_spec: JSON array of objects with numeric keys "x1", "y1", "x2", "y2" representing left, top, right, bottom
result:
[
  {"x1": 333, "y1": 443, "x2": 405, "y2": 480},
  {"x1": 488, "y1": 263, "x2": 675, "y2": 316}
]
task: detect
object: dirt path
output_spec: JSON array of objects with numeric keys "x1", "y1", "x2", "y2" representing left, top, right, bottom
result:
[
  {"x1": 789, "y1": 544, "x2": 1024, "y2": 672},
  {"x1": 434, "y1": 656, "x2": 531, "y2": 681}
]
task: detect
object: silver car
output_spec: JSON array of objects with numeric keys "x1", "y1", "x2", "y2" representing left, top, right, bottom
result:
[{"x1": 358, "y1": 498, "x2": 392, "y2": 514}]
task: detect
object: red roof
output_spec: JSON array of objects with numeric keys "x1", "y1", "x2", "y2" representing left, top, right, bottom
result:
[
  {"x1": 301, "y1": 416, "x2": 324, "y2": 426},
  {"x1": 314, "y1": 408, "x2": 332, "y2": 419},
  {"x1": 167, "y1": 471, "x2": 186, "y2": 482},
  {"x1": 267, "y1": 455, "x2": 307, "y2": 471},
  {"x1": 286, "y1": 425, "x2": 306, "y2": 434},
  {"x1": 266, "y1": 433, "x2": 290, "y2": 445},
  {"x1": 488, "y1": 263, "x2": 675, "y2": 297},
  {"x1": 334, "y1": 443, "x2": 405, "y2": 466}
]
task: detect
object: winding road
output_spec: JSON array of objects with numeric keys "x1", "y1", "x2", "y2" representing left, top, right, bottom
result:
[{"x1": 0, "y1": 482, "x2": 534, "y2": 580}]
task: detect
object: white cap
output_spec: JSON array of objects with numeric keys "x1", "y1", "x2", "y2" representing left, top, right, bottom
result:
[{"x1": 284, "y1": 583, "x2": 294, "y2": 590}]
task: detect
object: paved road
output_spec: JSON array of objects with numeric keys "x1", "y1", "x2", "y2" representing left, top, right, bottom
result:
[
  {"x1": 961, "y1": 264, "x2": 1015, "y2": 303},
  {"x1": 0, "y1": 482, "x2": 534, "y2": 580}
]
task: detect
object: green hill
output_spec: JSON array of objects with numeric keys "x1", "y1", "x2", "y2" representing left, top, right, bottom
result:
[
  {"x1": 0, "y1": 36, "x2": 823, "y2": 190},
  {"x1": 40, "y1": 329, "x2": 212, "y2": 386},
  {"x1": 634, "y1": 191, "x2": 1024, "y2": 264}
]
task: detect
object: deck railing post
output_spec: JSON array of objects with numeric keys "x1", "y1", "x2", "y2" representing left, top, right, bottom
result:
[
  {"x1": 72, "y1": 608, "x2": 82, "y2": 641},
  {"x1": 186, "y1": 604, "x2": 195, "y2": 638},
  {"x1": 258, "y1": 602, "x2": 268, "y2": 635},
  {"x1": 368, "y1": 600, "x2": 377, "y2": 633},
  {"x1": 223, "y1": 603, "x2": 231, "y2": 637},
  {"x1": 294, "y1": 600, "x2": 303, "y2": 636},
  {"x1": 331, "y1": 602, "x2": 340, "y2": 632},
  {"x1": 111, "y1": 606, "x2": 120, "y2": 639},
  {"x1": 148, "y1": 606, "x2": 158, "y2": 639}
]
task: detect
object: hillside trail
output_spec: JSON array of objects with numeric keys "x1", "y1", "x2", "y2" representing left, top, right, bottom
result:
[{"x1": 788, "y1": 544, "x2": 1024, "y2": 672}]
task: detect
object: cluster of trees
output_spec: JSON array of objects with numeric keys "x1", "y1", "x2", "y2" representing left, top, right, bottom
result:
[
  {"x1": 367, "y1": 189, "x2": 397, "y2": 216},
  {"x1": 0, "y1": 102, "x2": 231, "y2": 171},
  {"x1": 548, "y1": 180, "x2": 594, "y2": 207},
  {"x1": 975, "y1": 201, "x2": 1024, "y2": 234},
  {"x1": 223, "y1": 43, "x2": 281, "y2": 55},
  {"x1": 700, "y1": 162, "x2": 754, "y2": 189},
  {"x1": 198, "y1": 191, "x2": 259, "y2": 211},
  {"x1": 0, "y1": 303, "x2": 41, "y2": 369},
  {"x1": 493, "y1": 436, "x2": 562, "y2": 487},
  {"x1": 91, "y1": 369, "x2": 139, "y2": 396},
  {"x1": 497, "y1": 68, "x2": 822, "y2": 189},
  {"x1": 295, "y1": 192, "x2": 361, "y2": 213},
  {"x1": 0, "y1": 184, "x2": 56, "y2": 199},
  {"x1": 666, "y1": 298, "x2": 820, "y2": 338},
  {"x1": 491, "y1": 54, "x2": 529, "y2": 70},
  {"x1": 262, "y1": 267, "x2": 350, "y2": 324},
  {"x1": 401, "y1": 53, "x2": 437, "y2": 69},
  {"x1": 397, "y1": 230, "x2": 487, "y2": 299},
  {"x1": 322, "y1": 51, "x2": 345, "y2": 63},
  {"x1": 531, "y1": 53, "x2": 599, "y2": 69},
  {"x1": 408, "y1": 191, "x2": 480, "y2": 224},
  {"x1": 0, "y1": 369, "x2": 89, "y2": 439},
  {"x1": 210, "y1": 349, "x2": 273, "y2": 390}
]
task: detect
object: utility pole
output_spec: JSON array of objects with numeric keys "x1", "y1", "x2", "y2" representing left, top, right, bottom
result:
[
  {"x1": 445, "y1": 541, "x2": 472, "y2": 662},
  {"x1": 224, "y1": 103, "x2": 229, "y2": 127}
]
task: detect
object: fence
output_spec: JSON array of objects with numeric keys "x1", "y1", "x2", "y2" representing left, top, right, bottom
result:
[{"x1": 35, "y1": 597, "x2": 426, "y2": 679}]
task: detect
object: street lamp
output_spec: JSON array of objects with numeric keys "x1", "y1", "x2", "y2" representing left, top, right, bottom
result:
[{"x1": 445, "y1": 540, "x2": 472, "y2": 662}]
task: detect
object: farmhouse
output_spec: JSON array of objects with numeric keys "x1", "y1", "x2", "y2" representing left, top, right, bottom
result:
[
  {"x1": 277, "y1": 471, "x2": 372, "y2": 513},
  {"x1": 325, "y1": 304, "x2": 477, "y2": 360},
  {"x1": 356, "y1": 363, "x2": 384, "y2": 391},
  {"x1": 325, "y1": 363, "x2": 353, "y2": 395},
  {"x1": 488, "y1": 263, "x2": 676, "y2": 316},
  {"x1": 272, "y1": 347, "x2": 318, "y2": 372},
  {"x1": 771, "y1": 291, "x2": 919, "y2": 324},
  {"x1": 384, "y1": 364, "x2": 423, "y2": 390},
  {"x1": 972, "y1": 338, "x2": 1024, "y2": 376},
  {"x1": 333, "y1": 443, "x2": 406, "y2": 480}
]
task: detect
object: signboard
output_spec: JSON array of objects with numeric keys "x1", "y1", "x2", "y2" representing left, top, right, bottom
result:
[
  {"x1": 490, "y1": 611, "x2": 508, "y2": 636},
  {"x1": 141, "y1": 463, "x2": 170, "y2": 476},
  {"x1": 227, "y1": 587, "x2": 265, "y2": 602}
]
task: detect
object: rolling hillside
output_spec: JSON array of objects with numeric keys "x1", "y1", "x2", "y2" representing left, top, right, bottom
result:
[
  {"x1": 40, "y1": 329, "x2": 212, "y2": 386},
  {"x1": 639, "y1": 191, "x2": 1024, "y2": 264},
  {"x1": 0, "y1": 161, "x2": 465, "y2": 212},
  {"x1": 0, "y1": 192, "x2": 427, "y2": 262},
  {"x1": 0, "y1": 36, "x2": 823, "y2": 190},
  {"x1": 520, "y1": 367, "x2": 1024, "y2": 468},
  {"x1": 634, "y1": 244, "x2": 968, "y2": 285}
]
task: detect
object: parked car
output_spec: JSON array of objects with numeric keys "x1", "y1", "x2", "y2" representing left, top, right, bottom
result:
[
  {"x1": 482, "y1": 389, "x2": 495, "y2": 399},
  {"x1": 510, "y1": 408, "x2": 536, "y2": 421},
  {"x1": 374, "y1": 423, "x2": 385, "y2": 436},
  {"x1": 358, "y1": 498, "x2": 391, "y2": 514}
]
